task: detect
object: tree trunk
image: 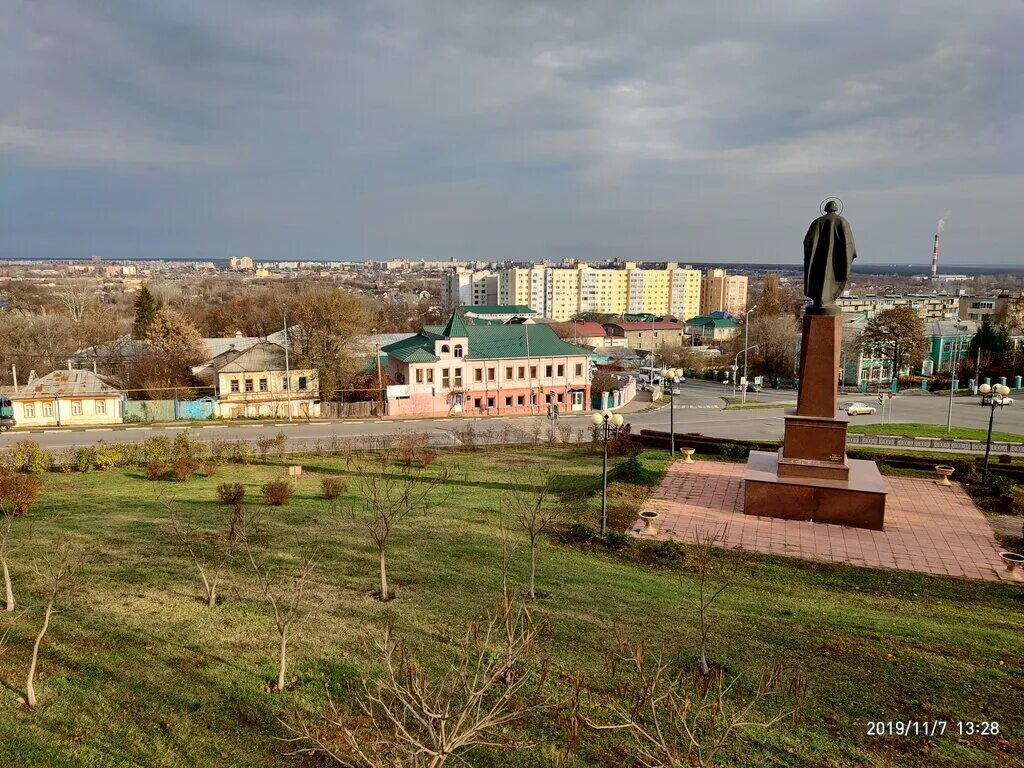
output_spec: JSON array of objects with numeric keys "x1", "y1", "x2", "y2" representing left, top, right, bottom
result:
[
  {"x1": 379, "y1": 548, "x2": 389, "y2": 601},
  {"x1": 26, "y1": 600, "x2": 54, "y2": 709},
  {"x1": 2, "y1": 558, "x2": 13, "y2": 612},
  {"x1": 207, "y1": 582, "x2": 217, "y2": 608},
  {"x1": 529, "y1": 539, "x2": 537, "y2": 600},
  {"x1": 277, "y1": 628, "x2": 288, "y2": 692}
]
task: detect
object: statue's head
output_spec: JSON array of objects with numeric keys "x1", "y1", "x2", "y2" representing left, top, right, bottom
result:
[{"x1": 823, "y1": 200, "x2": 839, "y2": 213}]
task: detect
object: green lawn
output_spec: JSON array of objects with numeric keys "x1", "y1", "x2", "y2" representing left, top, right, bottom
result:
[
  {"x1": 849, "y1": 422, "x2": 1024, "y2": 442},
  {"x1": 0, "y1": 447, "x2": 1021, "y2": 767}
]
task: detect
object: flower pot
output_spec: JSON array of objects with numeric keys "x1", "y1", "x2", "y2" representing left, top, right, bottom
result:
[
  {"x1": 934, "y1": 465, "x2": 955, "y2": 487},
  {"x1": 638, "y1": 510, "x2": 659, "y2": 536},
  {"x1": 680, "y1": 447, "x2": 696, "y2": 464},
  {"x1": 999, "y1": 552, "x2": 1024, "y2": 572}
]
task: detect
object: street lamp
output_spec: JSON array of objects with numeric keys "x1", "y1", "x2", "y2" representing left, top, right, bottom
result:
[
  {"x1": 664, "y1": 368, "x2": 682, "y2": 457},
  {"x1": 946, "y1": 323, "x2": 969, "y2": 433},
  {"x1": 741, "y1": 305, "x2": 757, "y2": 405},
  {"x1": 591, "y1": 410, "x2": 625, "y2": 533},
  {"x1": 978, "y1": 383, "x2": 1011, "y2": 484}
]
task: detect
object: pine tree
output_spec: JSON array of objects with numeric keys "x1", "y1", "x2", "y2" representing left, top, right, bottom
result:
[{"x1": 132, "y1": 286, "x2": 160, "y2": 340}]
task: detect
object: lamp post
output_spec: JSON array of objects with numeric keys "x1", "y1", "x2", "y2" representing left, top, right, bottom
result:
[
  {"x1": 741, "y1": 305, "x2": 757, "y2": 405},
  {"x1": 591, "y1": 410, "x2": 625, "y2": 533},
  {"x1": 946, "y1": 323, "x2": 968, "y2": 433},
  {"x1": 282, "y1": 304, "x2": 292, "y2": 422},
  {"x1": 664, "y1": 368, "x2": 681, "y2": 457},
  {"x1": 979, "y1": 383, "x2": 1010, "y2": 484}
]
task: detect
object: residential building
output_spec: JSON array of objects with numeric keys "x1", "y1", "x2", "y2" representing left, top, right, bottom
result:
[
  {"x1": 683, "y1": 313, "x2": 741, "y2": 343},
  {"x1": 551, "y1": 321, "x2": 621, "y2": 348},
  {"x1": 462, "y1": 305, "x2": 539, "y2": 323},
  {"x1": 381, "y1": 312, "x2": 592, "y2": 417},
  {"x1": 193, "y1": 342, "x2": 319, "y2": 418},
  {"x1": 922, "y1": 320, "x2": 978, "y2": 375},
  {"x1": 7, "y1": 369, "x2": 123, "y2": 427},
  {"x1": 602, "y1": 319, "x2": 687, "y2": 352},
  {"x1": 440, "y1": 267, "x2": 500, "y2": 307},
  {"x1": 838, "y1": 293, "x2": 959, "y2": 320},
  {"x1": 229, "y1": 256, "x2": 255, "y2": 270},
  {"x1": 958, "y1": 293, "x2": 1022, "y2": 322},
  {"x1": 700, "y1": 269, "x2": 748, "y2": 316}
]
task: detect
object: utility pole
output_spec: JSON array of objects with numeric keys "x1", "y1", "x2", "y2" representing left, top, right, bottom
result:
[
  {"x1": 741, "y1": 305, "x2": 757, "y2": 405},
  {"x1": 282, "y1": 304, "x2": 292, "y2": 422}
]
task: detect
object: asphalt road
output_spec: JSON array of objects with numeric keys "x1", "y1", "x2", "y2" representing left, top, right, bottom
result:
[{"x1": 3, "y1": 379, "x2": 1021, "y2": 450}]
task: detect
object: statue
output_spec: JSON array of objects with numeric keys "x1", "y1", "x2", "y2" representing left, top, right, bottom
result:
[{"x1": 803, "y1": 200, "x2": 857, "y2": 313}]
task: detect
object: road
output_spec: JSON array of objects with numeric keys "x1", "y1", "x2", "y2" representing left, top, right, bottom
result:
[{"x1": 3, "y1": 379, "x2": 1022, "y2": 450}]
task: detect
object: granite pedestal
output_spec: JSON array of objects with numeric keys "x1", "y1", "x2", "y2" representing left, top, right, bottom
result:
[{"x1": 742, "y1": 310, "x2": 887, "y2": 530}]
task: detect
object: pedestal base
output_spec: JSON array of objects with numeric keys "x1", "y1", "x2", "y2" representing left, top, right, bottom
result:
[
  {"x1": 743, "y1": 450, "x2": 887, "y2": 531},
  {"x1": 780, "y1": 411, "x2": 850, "y2": 481}
]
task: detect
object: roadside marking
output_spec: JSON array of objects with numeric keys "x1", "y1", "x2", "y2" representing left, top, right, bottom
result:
[
  {"x1": 240, "y1": 424, "x2": 263, "y2": 428},
  {"x1": 348, "y1": 421, "x2": 364, "y2": 424},
  {"x1": 85, "y1": 428, "x2": 112, "y2": 432},
  {"x1": 202, "y1": 425, "x2": 227, "y2": 429},
  {"x1": 165, "y1": 426, "x2": 188, "y2": 430},
  {"x1": 44, "y1": 430, "x2": 63, "y2": 434},
  {"x1": 126, "y1": 427, "x2": 152, "y2": 431}
]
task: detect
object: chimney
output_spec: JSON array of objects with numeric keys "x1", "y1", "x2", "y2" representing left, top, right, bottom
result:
[{"x1": 931, "y1": 233, "x2": 940, "y2": 278}]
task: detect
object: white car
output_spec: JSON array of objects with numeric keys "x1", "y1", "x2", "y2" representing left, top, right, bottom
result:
[{"x1": 842, "y1": 402, "x2": 877, "y2": 416}]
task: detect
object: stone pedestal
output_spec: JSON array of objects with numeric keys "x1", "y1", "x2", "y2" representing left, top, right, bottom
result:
[{"x1": 742, "y1": 309, "x2": 887, "y2": 530}]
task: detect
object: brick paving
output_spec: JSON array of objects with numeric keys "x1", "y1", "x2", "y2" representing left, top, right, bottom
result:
[{"x1": 635, "y1": 460, "x2": 1023, "y2": 583}]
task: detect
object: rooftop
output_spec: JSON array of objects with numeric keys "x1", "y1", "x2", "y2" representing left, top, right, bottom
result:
[
  {"x1": 12, "y1": 369, "x2": 122, "y2": 398},
  {"x1": 462, "y1": 305, "x2": 537, "y2": 316}
]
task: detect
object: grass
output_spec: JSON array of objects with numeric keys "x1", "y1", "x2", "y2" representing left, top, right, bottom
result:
[
  {"x1": 849, "y1": 423, "x2": 1024, "y2": 443},
  {"x1": 0, "y1": 446, "x2": 1021, "y2": 767}
]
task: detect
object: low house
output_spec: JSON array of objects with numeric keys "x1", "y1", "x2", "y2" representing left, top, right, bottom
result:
[
  {"x1": 551, "y1": 321, "x2": 625, "y2": 348},
  {"x1": 683, "y1": 313, "x2": 740, "y2": 343},
  {"x1": 193, "y1": 341, "x2": 319, "y2": 418},
  {"x1": 462, "y1": 305, "x2": 539, "y2": 323},
  {"x1": 381, "y1": 312, "x2": 592, "y2": 417},
  {"x1": 8, "y1": 369, "x2": 124, "y2": 427},
  {"x1": 602, "y1": 319, "x2": 688, "y2": 351}
]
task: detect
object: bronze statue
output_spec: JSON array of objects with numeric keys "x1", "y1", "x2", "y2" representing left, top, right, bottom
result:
[{"x1": 803, "y1": 200, "x2": 857, "y2": 313}]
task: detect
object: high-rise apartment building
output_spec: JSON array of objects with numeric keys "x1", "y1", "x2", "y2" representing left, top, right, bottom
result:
[
  {"x1": 440, "y1": 268, "x2": 499, "y2": 307},
  {"x1": 700, "y1": 269, "x2": 748, "y2": 316}
]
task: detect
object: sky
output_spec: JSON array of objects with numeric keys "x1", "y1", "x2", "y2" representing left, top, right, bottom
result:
[{"x1": 1, "y1": 1, "x2": 1022, "y2": 265}]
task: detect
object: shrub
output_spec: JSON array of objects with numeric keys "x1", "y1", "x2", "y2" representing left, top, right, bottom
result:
[
  {"x1": 638, "y1": 539, "x2": 687, "y2": 567},
  {"x1": 566, "y1": 522, "x2": 597, "y2": 543},
  {"x1": 74, "y1": 447, "x2": 98, "y2": 473},
  {"x1": 1010, "y1": 490, "x2": 1024, "y2": 516},
  {"x1": 233, "y1": 441, "x2": 256, "y2": 465},
  {"x1": 94, "y1": 441, "x2": 136, "y2": 469},
  {"x1": 954, "y1": 458, "x2": 980, "y2": 484},
  {"x1": 719, "y1": 443, "x2": 749, "y2": 460},
  {"x1": 172, "y1": 458, "x2": 199, "y2": 483},
  {"x1": 217, "y1": 482, "x2": 246, "y2": 507},
  {"x1": 202, "y1": 462, "x2": 220, "y2": 478},
  {"x1": 0, "y1": 470, "x2": 43, "y2": 515},
  {"x1": 262, "y1": 478, "x2": 295, "y2": 506},
  {"x1": 321, "y1": 477, "x2": 347, "y2": 501},
  {"x1": 145, "y1": 459, "x2": 167, "y2": 481},
  {"x1": 256, "y1": 435, "x2": 277, "y2": 462},
  {"x1": 599, "y1": 530, "x2": 634, "y2": 550},
  {"x1": 986, "y1": 474, "x2": 1013, "y2": 499},
  {"x1": 9, "y1": 441, "x2": 51, "y2": 474},
  {"x1": 140, "y1": 436, "x2": 173, "y2": 466}
]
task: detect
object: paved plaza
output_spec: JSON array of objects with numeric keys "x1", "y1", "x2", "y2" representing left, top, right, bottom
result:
[{"x1": 635, "y1": 460, "x2": 1023, "y2": 583}]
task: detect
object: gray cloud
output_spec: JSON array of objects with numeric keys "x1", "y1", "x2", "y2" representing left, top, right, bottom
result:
[{"x1": 1, "y1": 0, "x2": 1021, "y2": 264}]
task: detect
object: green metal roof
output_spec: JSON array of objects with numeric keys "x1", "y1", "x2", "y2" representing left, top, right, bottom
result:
[
  {"x1": 441, "y1": 311, "x2": 470, "y2": 338},
  {"x1": 684, "y1": 314, "x2": 739, "y2": 329},
  {"x1": 382, "y1": 315, "x2": 591, "y2": 362},
  {"x1": 463, "y1": 304, "x2": 536, "y2": 315}
]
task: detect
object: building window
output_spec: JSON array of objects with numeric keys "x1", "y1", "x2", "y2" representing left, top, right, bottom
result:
[
  {"x1": 475, "y1": 368, "x2": 483, "y2": 382},
  {"x1": 442, "y1": 368, "x2": 451, "y2": 388},
  {"x1": 557, "y1": 393, "x2": 564, "y2": 403},
  {"x1": 454, "y1": 368, "x2": 463, "y2": 387},
  {"x1": 575, "y1": 363, "x2": 583, "y2": 376},
  {"x1": 96, "y1": 400, "x2": 106, "y2": 415},
  {"x1": 474, "y1": 398, "x2": 482, "y2": 409},
  {"x1": 416, "y1": 368, "x2": 424, "y2": 384},
  {"x1": 487, "y1": 397, "x2": 495, "y2": 408},
  {"x1": 530, "y1": 365, "x2": 537, "y2": 379},
  {"x1": 259, "y1": 378, "x2": 268, "y2": 392},
  {"x1": 454, "y1": 345, "x2": 463, "y2": 358},
  {"x1": 518, "y1": 366, "x2": 525, "y2": 379},
  {"x1": 517, "y1": 395, "x2": 525, "y2": 406},
  {"x1": 441, "y1": 344, "x2": 450, "y2": 354},
  {"x1": 245, "y1": 379, "x2": 254, "y2": 393},
  {"x1": 545, "y1": 393, "x2": 552, "y2": 404},
  {"x1": 487, "y1": 367, "x2": 496, "y2": 382},
  {"x1": 231, "y1": 379, "x2": 240, "y2": 393},
  {"x1": 298, "y1": 376, "x2": 308, "y2": 390},
  {"x1": 42, "y1": 402, "x2": 53, "y2": 417},
  {"x1": 24, "y1": 403, "x2": 35, "y2": 418},
  {"x1": 557, "y1": 364, "x2": 565, "y2": 377},
  {"x1": 72, "y1": 401, "x2": 83, "y2": 415},
  {"x1": 505, "y1": 366, "x2": 513, "y2": 379},
  {"x1": 426, "y1": 369, "x2": 434, "y2": 383},
  {"x1": 545, "y1": 365, "x2": 553, "y2": 377},
  {"x1": 505, "y1": 396, "x2": 512, "y2": 407}
]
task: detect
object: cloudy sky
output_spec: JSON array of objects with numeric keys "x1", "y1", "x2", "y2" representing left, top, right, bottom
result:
[{"x1": 1, "y1": 1, "x2": 1021, "y2": 265}]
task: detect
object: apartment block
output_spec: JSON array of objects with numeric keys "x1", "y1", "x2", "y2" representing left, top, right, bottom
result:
[
  {"x1": 440, "y1": 268, "x2": 500, "y2": 307},
  {"x1": 838, "y1": 293, "x2": 959, "y2": 320},
  {"x1": 700, "y1": 269, "x2": 748, "y2": 316}
]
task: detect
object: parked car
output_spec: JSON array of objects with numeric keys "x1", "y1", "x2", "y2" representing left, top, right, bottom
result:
[
  {"x1": 981, "y1": 393, "x2": 1014, "y2": 406},
  {"x1": 842, "y1": 402, "x2": 877, "y2": 415}
]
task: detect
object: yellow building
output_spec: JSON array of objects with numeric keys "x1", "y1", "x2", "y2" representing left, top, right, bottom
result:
[{"x1": 700, "y1": 269, "x2": 748, "y2": 316}]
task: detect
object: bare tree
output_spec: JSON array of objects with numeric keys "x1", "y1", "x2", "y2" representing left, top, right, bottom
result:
[
  {"x1": 286, "y1": 593, "x2": 546, "y2": 767},
  {"x1": 1, "y1": 514, "x2": 17, "y2": 612},
  {"x1": 692, "y1": 528, "x2": 731, "y2": 676},
  {"x1": 169, "y1": 506, "x2": 237, "y2": 607},
  {"x1": 580, "y1": 633, "x2": 804, "y2": 768},
  {"x1": 356, "y1": 453, "x2": 449, "y2": 601},
  {"x1": 246, "y1": 542, "x2": 319, "y2": 692},
  {"x1": 505, "y1": 472, "x2": 562, "y2": 600},
  {"x1": 26, "y1": 542, "x2": 76, "y2": 709}
]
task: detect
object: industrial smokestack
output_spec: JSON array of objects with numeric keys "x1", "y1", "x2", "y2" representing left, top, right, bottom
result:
[{"x1": 931, "y1": 233, "x2": 940, "y2": 278}]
